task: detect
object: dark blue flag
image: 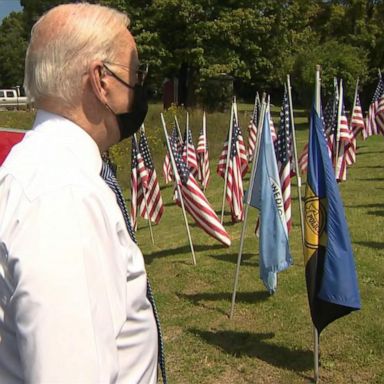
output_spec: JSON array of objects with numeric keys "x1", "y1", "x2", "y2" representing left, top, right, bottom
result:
[{"x1": 304, "y1": 104, "x2": 361, "y2": 334}]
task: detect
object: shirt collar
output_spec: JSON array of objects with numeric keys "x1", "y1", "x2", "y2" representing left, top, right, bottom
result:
[{"x1": 32, "y1": 109, "x2": 103, "y2": 174}]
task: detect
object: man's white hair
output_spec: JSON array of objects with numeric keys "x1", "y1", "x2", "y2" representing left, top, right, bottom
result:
[{"x1": 24, "y1": 3, "x2": 130, "y2": 106}]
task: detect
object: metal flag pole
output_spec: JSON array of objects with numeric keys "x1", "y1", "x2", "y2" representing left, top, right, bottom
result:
[
  {"x1": 135, "y1": 129, "x2": 155, "y2": 245},
  {"x1": 220, "y1": 98, "x2": 235, "y2": 224},
  {"x1": 335, "y1": 79, "x2": 344, "y2": 177},
  {"x1": 313, "y1": 65, "x2": 321, "y2": 384},
  {"x1": 230, "y1": 96, "x2": 267, "y2": 319},
  {"x1": 286, "y1": 75, "x2": 305, "y2": 252},
  {"x1": 161, "y1": 113, "x2": 197, "y2": 265},
  {"x1": 202, "y1": 110, "x2": 208, "y2": 193}
]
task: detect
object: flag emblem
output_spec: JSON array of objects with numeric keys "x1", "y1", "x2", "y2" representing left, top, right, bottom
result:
[{"x1": 304, "y1": 188, "x2": 326, "y2": 256}]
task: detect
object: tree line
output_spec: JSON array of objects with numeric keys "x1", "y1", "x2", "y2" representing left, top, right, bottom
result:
[{"x1": 0, "y1": 0, "x2": 383, "y2": 109}]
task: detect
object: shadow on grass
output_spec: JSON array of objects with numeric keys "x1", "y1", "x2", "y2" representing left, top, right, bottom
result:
[
  {"x1": 144, "y1": 243, "x2": 228, "y2": 264},
  {"x1": 163, "y1": 201, "x2": 176, "y2": 207},
  {"x1": 355, "y1": 177, "x2": 384, "y2": 181},
  {"x1": 179, "y1": 290, "x2": 270, "y2": 305},
  {"x1": 160, "y1": 184, "x2": 171, "y2": 191},
  {"x1": 294, "y1": 121, "x2": 310, "y2": 131},
  {"x1": 354, "y1": 241, "x2": 384, "y2": 250},
  {"x1": 210, "y1": 252, "x2": 258, "y2": 266},
  {"x1": 368, "y1": 210, "x2": 384, "y2": 217},
  {"x1": 189, "y1": 328, "x2": 313, "y2": 372},
  {"x1": 356, "y1": 151, "x2": 384, "y2": 156},
  {"x1": 345, "y1": 203, "x2": 384, "y2": 208},
  {"x1": 178, "y1": 291, "x2": 270, "y2": 316}
]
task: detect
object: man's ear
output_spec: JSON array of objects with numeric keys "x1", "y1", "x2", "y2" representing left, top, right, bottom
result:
[{"x1": 89, "y1": 61, "x2": 109, "y2": 104}]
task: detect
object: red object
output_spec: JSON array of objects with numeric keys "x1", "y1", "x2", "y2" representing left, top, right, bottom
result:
[{"x1": 0, "y1": 130, "x2": 25, "y2": 165}]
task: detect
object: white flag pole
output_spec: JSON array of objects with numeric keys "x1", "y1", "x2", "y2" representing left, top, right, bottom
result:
[
  {"x1": 202, "y1": 110, "x2": 208, "y2": 193},
  {"x1": 161, "y1": 113, "x2": 197, "y2": 265},
  {"x1": 313, "y1": 65, "x2": 321, "y2": 384},
  {"x1": 220, "y1": 98, "x2": 235, "y2": 224},
  {"x1": 135, "y1": 130, "x2": 155, "y2": 245},
  {"x1": 335, "y1": 79, "x2": 344, "y2": 176},
  {"x1": 350, "y1": 78, "x2": 359, "y2": 129},
  {"x1": 230, "y1": 96, "x2": 267, "y2": 319},
  {"x1": 286, "y1": 75, "x2": 305, "y2": 252}
]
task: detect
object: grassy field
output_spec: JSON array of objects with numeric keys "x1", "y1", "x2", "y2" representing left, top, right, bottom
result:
[{"x1": 1, "y1": 104, "x2": 383, "y2": 383}]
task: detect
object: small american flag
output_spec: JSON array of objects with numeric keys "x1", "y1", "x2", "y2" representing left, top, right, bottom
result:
[
  {"x1": 345, "y1": 93, "x2": 365, "y2": 165},
  {"x1": 270, "y1": 116, "x2": 277, "y2": 143},
  {"x1": 248, "y1": 93, "x2": 260, "y2": 161},
  {"x1": 130, "y1": 136, "x2": 148, "y2": 229},
  {"x1": 163, "y1": 125, "x2": 179, "y2": 184},
  {"x1": 298, "y1": 144, "x2": 308, "y2": 174},
  {"x1": 274, "y1": 87, "x2": 292, "y2": 232},
  {"x1": 138, "y1": 129, "x2": 164, "y2": 224},
  {"x1": 299, "y1": 95, "x2": 334, "y2": 175},
  {"x1": 323, "y1": 93, "x2": 339, "y2": 156},
  {"x1": 196, "y1": 112, "x2": 210, "y2": 190},
  {"x1": 335, "y1": 100, "x2": 351, "y2": 182},
  {"x1": 217, "y1": 108, "x2": 248, "y2": 222},
  {"x1": 169, "y1": 133, "x2": 231, "y2": 246},
  {"x1": 182, "y1": 125, "x2": 199, "y2": 177},
  {"x1": 366, "y1": 76, "x2": 384, "y2": 136}
]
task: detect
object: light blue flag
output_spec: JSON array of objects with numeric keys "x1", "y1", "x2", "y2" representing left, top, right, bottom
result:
[{"x1": 249, "y1": 108, "x2": 292, "y2": 293}]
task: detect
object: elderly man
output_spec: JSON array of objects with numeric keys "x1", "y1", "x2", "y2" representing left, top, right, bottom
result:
[{"x1": 0, "y1": 3, "x2": 165, "y2": 383}]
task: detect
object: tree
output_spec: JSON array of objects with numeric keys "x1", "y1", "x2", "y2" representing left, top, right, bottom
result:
[
  {"x1": 0, "y1": 12, "x2": 28, "y2": 88},
  {"x1": 293, "y1": 39, "x2": 368, "y2": 107}
]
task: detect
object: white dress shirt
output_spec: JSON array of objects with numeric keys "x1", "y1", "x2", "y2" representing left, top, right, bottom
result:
[{"x1": 0, "y1": 110, "x2": 158, "y2": 383}]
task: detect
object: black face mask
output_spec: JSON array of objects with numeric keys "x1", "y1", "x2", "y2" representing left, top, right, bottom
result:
[
  {"x1": 103, "y1": 64, "x2": 148, "y2": 141},
  {"x1": 116, "y1": 84, "x2": 148, "y2": 141}
]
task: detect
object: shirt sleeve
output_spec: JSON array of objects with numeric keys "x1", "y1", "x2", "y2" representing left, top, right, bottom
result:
[{"x1": 9, "y1": 185, "x2": 126, "y2": 383}]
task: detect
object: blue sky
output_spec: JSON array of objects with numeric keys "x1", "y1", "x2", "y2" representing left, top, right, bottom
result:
[{"x1": 0, "y1": 0, "x2": 23, "y2": 22}]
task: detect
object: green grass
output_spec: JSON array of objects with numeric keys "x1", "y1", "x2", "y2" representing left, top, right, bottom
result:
[{"x1": 1, "y1": 105, "x2": 383, "y2": 383}]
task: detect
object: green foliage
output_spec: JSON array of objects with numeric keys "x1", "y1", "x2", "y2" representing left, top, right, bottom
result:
[
  {"x1": 293, "y1": 40, "x2": 369, "y2": 106},
  {"x1": 2, "y1": 0, "x2": 384, "y2": 108},
  {"x1": 0, "y1": 12, "x2": 28, "y2": 88}
]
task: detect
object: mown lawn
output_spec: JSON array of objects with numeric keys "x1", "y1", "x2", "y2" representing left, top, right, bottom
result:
[{"x1": 1, "y1": 103, "x2": 383, "y2": 383}]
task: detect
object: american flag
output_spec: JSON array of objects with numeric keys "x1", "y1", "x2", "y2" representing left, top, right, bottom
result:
[
  {"x1": 298, "y1": 144, "x2": 308, "y2": 174},
  {"x1": 323, "y1": 93, "x2": 339, "y2": 153},
  {"x1": 169, "y1": 133, "x2": 231, "y2": 246},
  {"x1": 217, "y1": 107, "x2": 248, "y2": 222},
  {"x1": 163, "y1": 125, "x2": 179, "y2": 183},
  {"x1": 345, "y1": 92, "x2": 365, "y2": 165},
  {"x1": 138, "y1": 129, "x2": 164, "y2": 224},
  {"x1": 298, "y1": 94, "x2": 335, "y2": 175},
  {"x1": 274, "y1": 87, "x2": 292, "y2": 233},
  {"x1": 196, "y1": 112, "x2": 210, "y2": 190},
  {"x1": 334, "y1": 100, "x2": 351, "y2": 182},
  {"x1": 130, "y1": 136, "x2": 149, "y2": 229},
  {"x1": 366, "y1": 76, "x2": 384, "y2": 137},
  {"x1": 248, "y1": 93, "x2": 260, "y2": 161},
  {"x1": 270, "y1": 116, "x2": 277, "y2": 143},
  {"x1": 266, "y1": 96, "x2": 277, "y2": 143},
  {"x1": 182, "y1": 124, "x2": 199, "y2": 177}
]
